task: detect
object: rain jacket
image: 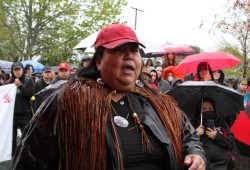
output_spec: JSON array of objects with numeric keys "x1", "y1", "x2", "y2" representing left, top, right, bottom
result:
[
  {"x1": 170, "y1": 78, "x2": 183, "y2": 89},
  {"x1": 192, "y1": 120, "x2": 235, "y2": 168},
  {"x1": 157, "y1": 78, "x2": 171, "y2": 93},
  {"x1": 12, "y1": 81, "x2": 209, "y2": 170},
  {"x1": 6, "y1": 68, "x2": 34, "y2": 116}
]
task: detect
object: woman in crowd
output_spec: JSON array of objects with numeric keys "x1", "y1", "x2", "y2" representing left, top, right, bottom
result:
[
  {"x1": 212, "y1": 70, "x2": 227, "y2": 86},
  {"x1": 145, "y1": 58, "x2": 154, "y2": 68},
  {"x1": 147, "y1": 66, "x2": 159, "y2": 91},
  {"x1": 236, "y1": 78, "x2": 249, "y2": 110},
  {"x1": 24, "y1": 64, "x2": 34, "y2": 79},
  {"x1": 162, "y1": 53, "x2": 177, "y2": 69},
  {"x1": 142, "y1": 58, "x2": 154, "y2": 73},
  {"x1": 155, "y1": 65, "x2": 171, "y2": 93},
  {"x1": 196, "y1": 62, "x2": 213, "y2": 81},
  {"x1": 13, "y1": 23, "x2": 207, "y2": 170},
  {"x1": 191, "y1": 98, "x2": 235, "y2": 170}
]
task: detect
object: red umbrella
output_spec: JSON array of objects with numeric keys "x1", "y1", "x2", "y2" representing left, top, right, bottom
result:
[
  {"x1": 152, "y1": 44, "x2": 195, "y2": 55},
  {"x1": 230, "y1": 110, "x2": 250, "y2": 145},
  {"x1": 175, "y1": 52, "x2": 241, "y2": 74}
]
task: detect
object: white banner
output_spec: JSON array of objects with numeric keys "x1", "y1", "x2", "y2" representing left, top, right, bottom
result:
[{"x1": 0, "y1": 84, "x2": 17, "y2": 162}]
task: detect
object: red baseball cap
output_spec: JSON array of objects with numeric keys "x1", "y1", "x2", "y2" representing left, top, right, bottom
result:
[
  {"x1": 94, "y1": 23, "x2": 145, "y2": 50},
  {"x1": 58, "y1": 63, "x2": 70, "y2": 70}
]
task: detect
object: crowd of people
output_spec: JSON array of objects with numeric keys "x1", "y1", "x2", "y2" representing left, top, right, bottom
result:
[
  {"x1": 0, "y1": 23, "x2": 249, "y2": 170},
  {"x1": 136, "y1": 53, "x2": 250, "y2": 170}
]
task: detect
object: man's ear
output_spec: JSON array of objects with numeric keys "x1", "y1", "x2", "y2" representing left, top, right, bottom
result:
[{"x1": 95, "y1": 56, "x2": 101, "y2": 70}]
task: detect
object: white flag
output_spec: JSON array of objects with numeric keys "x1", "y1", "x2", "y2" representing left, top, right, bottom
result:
[{"x1": 0, "y1": 84, "x2": 17, "y2": 162}]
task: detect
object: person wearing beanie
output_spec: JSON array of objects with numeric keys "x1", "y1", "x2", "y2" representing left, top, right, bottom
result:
[{"x1": 6, "y1": 62, "x2": 34, "y2": 156}]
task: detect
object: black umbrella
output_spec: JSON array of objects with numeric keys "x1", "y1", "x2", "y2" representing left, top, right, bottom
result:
[{"x1": 166, "y1": 81, "x2": 244, "y2": 119}]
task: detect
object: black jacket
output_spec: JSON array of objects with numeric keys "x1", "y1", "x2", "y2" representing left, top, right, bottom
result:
[
  {"x1": 7, "y1": 76, "x2": 34, "y2": 115},
  {"x1": 34, "y1": 78, "x2": 50, "y2": 94},
  {"x1": 33, "y1": 78, "x2": 51, "y2": 111},
  {"x1": 50, "y1": 75, "x2": 62, "y2": 84},
  {"x1": 12, "y1": 81, "x2": 209, "y2": 170},
  {"x1": 193, "y1": 120, "x2": 235, "y2": 167}
]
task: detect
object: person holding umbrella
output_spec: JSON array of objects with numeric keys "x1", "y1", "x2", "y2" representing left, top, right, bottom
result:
[
  {"x1": 196, "y1": 62, "x2": 213, "y2": 81},
  {"x1": 192, "y1": 98, "x2": 235, "y2": 170}
]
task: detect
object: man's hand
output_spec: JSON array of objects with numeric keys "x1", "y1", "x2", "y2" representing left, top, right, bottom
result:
[{"x1": 184, "y1": 154, "x2": 206, "y2": 170}]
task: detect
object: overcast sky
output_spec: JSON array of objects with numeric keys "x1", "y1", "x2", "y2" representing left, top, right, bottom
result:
[{"x1": 123, "y1": 0, "x2": 228, "y2": 52}]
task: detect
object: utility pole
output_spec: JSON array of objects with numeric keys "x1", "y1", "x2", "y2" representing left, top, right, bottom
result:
[{"x1": 131, "y1": 7, "x2": 144, "y2": 30}]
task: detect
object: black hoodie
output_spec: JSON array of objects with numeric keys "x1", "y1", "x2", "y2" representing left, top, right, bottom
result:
[
  {"x1": 7, "y1": 62, "x2": 34, "y2": 115},
  {"x1": 213, "y1": 70, "x2": 227, "y2": 86}
]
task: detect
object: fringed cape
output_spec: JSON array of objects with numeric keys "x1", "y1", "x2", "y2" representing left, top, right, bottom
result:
[{"x1": 57, "y1": 78, "x2": 183, "y2": 170}]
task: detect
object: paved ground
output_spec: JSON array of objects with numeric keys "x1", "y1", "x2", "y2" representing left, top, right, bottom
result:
[
  {"x1": 0, "y1": 160, "x2": 11, "y2": 170},
  {"x1": 0, "y1": 131, "x2": 21, "y2": 170}
]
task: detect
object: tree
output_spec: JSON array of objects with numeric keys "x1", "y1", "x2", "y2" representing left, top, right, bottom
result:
[
  {"x1": 200, "y1": 0, "x2": 250, "y2": 78},
  {"x1": 218, "y1": 44, "x2": 244, "y2": 78},
  {"x1": 0, "y1": 0, "x2": 127, "y2": 66}
]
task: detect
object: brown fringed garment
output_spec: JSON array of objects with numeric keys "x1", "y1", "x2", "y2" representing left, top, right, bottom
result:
[{"x1": 57, "y1": 79, "x2": 183, "y2": 170}]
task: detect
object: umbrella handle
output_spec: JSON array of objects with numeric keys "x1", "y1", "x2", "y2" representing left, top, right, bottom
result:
[
  {"x1": 200, "y1": 112, "x2": 203, "y2": 125},
  {"x1": 200, "y1": 98, "x2": 203, "y2": 125}
]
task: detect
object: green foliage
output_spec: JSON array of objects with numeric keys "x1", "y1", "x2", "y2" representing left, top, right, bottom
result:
[
  {"x1": 0, "y1": 0, "x2": 127, "y2": 66},
  {"x1": 201, "y1": 0, "x2": 250, "y2": 78},
  {"x1": 218, "y1": 45, "x2": 248, "y2": 78}
]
